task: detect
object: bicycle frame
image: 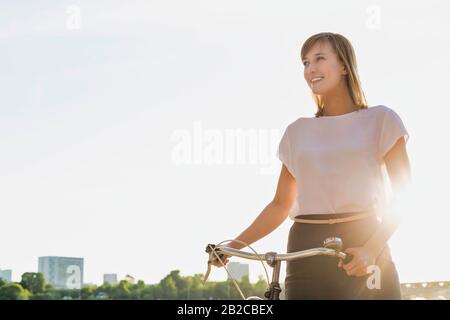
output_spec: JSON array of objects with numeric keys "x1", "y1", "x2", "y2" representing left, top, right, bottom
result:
[{"x1": 205, "y1": 237, "x2": 350, "y2": 300}]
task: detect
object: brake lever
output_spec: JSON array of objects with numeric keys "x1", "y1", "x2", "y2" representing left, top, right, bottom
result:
[
  {"x1": 342, "y1": 252, "x2": 354, "y2": 265},
  {"x1": 203, "y1": 262, "x2": 211, "y2": 285}
]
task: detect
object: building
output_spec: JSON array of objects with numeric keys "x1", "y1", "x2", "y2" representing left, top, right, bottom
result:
[
  {"x1": 0, "y1": 269, "x2": 12, "y2": 282},
  {"x1": 103, "y1": 273, "x2": 118, "y2": 285},
  {"x1": 38, "y1": 256, "x2": 84, "y2": 289},
  {"x1": 227, "y1": 262, "x2": 249, "y2": 281},
  {"x1": 401, "y1": 281, "x2": 450, "y2": 300}
]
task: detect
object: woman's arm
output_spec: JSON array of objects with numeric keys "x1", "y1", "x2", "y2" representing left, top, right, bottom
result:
[
  {"x1": 212, "y1": 164, "x2": 296, "y2": 267},
  {"x1": 342, "y1": 137, "x2": 412, "y2": 276},
  {"x1": 364, "y1": 136, "x2": 412, "y2": 255},
  {"x1": 229, "y1": 164, "x2": 297, "y2": 249}
]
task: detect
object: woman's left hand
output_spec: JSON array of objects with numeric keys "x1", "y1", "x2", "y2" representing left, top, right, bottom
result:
[{"x1": 338, "y1": 246, "x2": 378, "y2": 277}]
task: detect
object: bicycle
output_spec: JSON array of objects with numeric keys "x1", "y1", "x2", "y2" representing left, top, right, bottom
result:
[{"x1": 203, "y1": 237, "x2": 353, "y2": 300}]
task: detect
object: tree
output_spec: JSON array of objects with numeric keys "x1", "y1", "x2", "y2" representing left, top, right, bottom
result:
[
  {"x1": 20, "y1": 272, "x2": 45, "y2": 294},
  {"x1": 140, "y1": 285, "x2": 156, "y2": 300},
  {"x1": 211, "y1": 281, "x2": 229, "y2": 300},
  {"x1": 237, "y1": 275, "x2": 256, "y2": 299},
  {"x1": 188, "y1": 274, "x2": 204, "y2": 299},
  {"x1": 69, "y1": 289, "x2": 81, "y2": 300},
  {"x1": 159, "y1": 276, "x2": 177, "y2": 299},
  {"x1": 128, "y1": 280, "x2": 146, "y2": 299},
  {"x1": 167, "y1": 270, "x2": 190, "y2": 299},
  {"x1": 136, "y1": 280, "x2": 146, "y2": 289},
  {"x1": 150, "y1": 283, "x2": 162, "y2": 299},
  {"x1": 110, "y1": 280, "x2": 131, "y2": 300},
  {"x1": 0, "y1": 269, "x2": 275, "y2": 300},
  {"x1": 31, "y1": 290, "x2": 60, "y2": 300},
  {"x1": 253, "y1": 275, "x2": 268, "y2": 298},
  {"x1": 81, "y1": 285, "x2": 97, "y2": 300},
  {"x1": 95, "y1": 282, "x2": 112, "y2": 299},
  {"x1": 44, "y1": 283, "x2": 54, "y2": 291},
  {"x1": 0, "y1": 283, "x2": 31, "y2": 300}
]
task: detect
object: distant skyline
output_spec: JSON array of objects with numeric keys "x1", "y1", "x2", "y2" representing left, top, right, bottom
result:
[{"x1": 1, "y1": 0, "x2": 449, "y2": 285}]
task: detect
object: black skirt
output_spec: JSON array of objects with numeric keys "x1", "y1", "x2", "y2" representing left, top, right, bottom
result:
[{"x1": 284, "y1": 211, "x2": 402, "y2": 300}]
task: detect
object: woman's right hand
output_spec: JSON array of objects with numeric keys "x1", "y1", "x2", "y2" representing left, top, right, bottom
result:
[
  {"x1": 210, "y1": 244, "x2": 233, "y2": 268},
  {"x1": 211, "y1": 254, "x2": 230, "y2": 268}
]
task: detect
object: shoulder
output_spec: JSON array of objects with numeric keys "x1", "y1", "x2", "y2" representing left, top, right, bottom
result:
[
  {"x1": 373, "y1": 106, "x2": 408, "y2": 128},
  {"x1": 363, "y1": 104, "x2": 389, "y2": 115},
  {"x1": 365, "y1": 105, "x2": 406, "y2": 125},
  {"x1": 281, "y1": 116, "x2": 305, "y2": 134},
  {"x1": 371, "y1": 105, "x2": 401, "y2": 117}
]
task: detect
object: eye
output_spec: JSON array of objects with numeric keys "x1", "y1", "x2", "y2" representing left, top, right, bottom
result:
[
  {"x1": 317, "y1": 56, "x2": 324, "y2": 61},
  {"x1": 303, "y1": 61, "x2": 309, "y2": 66}
]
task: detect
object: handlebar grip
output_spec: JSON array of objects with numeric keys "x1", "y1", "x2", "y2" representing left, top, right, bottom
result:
[
  {"x1": 206, "y1": 244, "x2": 224, "y2": 261},
  {"x1": 205, "y1": 244, "x2": 215, "y2": 253},
  {"x1": 342, "y1": 253, "x2": 353, "y2": 265}
]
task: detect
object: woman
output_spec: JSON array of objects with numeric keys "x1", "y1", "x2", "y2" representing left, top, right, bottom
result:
[{"x1": 212, "y1": 32, "x2": 411, "y2": 300}]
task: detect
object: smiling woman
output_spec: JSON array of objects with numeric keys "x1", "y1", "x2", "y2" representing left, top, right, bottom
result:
[
  {"x1": 281, "y1": 33, "x2": 410, "y2": 299},
  {"x1": 301, "y1": 32, "x2": 368, "y2": 118},
  {"x1": 211, "y1": 32, "x2": 411, "y2": 300}
]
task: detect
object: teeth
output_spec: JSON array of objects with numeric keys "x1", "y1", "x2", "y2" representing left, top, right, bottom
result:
[{"x1": 311, "y1": 77, "x2": 324, "y2": 82}]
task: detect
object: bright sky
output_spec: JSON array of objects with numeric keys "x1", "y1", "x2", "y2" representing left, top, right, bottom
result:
[{"x1": 1, "y1": 0, "x2": 449, "y2": 286}]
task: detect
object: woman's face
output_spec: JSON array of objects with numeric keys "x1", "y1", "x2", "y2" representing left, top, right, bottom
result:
[{"x1": 302, "y1": 41, "x2": 347, "y2": 96}]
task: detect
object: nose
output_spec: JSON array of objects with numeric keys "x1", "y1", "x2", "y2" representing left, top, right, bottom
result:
[{"x1": 305, "y1": 65, "x2": 317, "y2": 81}]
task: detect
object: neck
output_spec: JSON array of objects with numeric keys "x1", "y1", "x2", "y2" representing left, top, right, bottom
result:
[{"x1": 320, "y1": 83, "x2": 358, "y2": 116}]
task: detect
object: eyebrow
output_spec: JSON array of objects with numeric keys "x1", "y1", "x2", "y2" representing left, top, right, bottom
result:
[{"x1": 302, "y1": 52, "x2": 326, "y2": 61}]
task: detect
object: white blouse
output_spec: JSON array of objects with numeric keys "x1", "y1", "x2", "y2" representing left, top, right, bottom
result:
[{"x1": 277, "y1": 105, "x2": 409, "y2": 218}]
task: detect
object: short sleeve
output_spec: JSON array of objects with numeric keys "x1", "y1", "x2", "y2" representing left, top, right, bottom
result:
[
  {"x1": 379, "y1": 108, "x2": 409, "y2": 159},
  {"x1": 277, "y1": 127, "x2": 295, "y2": 177}
]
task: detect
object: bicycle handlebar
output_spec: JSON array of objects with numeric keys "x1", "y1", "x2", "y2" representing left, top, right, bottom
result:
[
  {"x1": 203, "y1": 237, "x2": 356, "y2": 300},
  {"x1": 207, "y1": 244, "x2": 349, "y2": 262},
  {"x1": 203, "y1": 237, "x2": 355, "y2": 293}
]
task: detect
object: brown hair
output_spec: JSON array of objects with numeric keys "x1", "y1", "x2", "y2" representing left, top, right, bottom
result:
[{"x1": 301, "y1": 32, "x2": 368, "y2": 117}]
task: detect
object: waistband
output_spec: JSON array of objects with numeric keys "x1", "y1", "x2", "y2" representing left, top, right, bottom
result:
[{"x1": 290, "y1": 210, "x2": 377, "y2": 225}]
